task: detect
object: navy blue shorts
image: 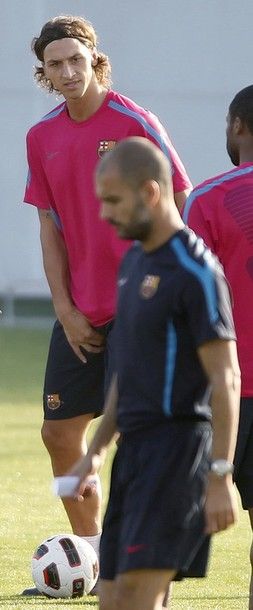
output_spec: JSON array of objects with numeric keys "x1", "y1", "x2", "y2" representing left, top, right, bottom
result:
[
  {"x1": 100, "y1": 421, "x2": 212, "y2": 581},
  {"x1": 43, "y1": 320, "x2": 114, "y2": 420},
  {"x1": 233, "y1": 397, "x2": 253, "y2": 509}
]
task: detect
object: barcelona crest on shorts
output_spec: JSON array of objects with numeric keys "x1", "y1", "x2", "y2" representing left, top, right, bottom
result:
[
  {"x1": 140, "y1": 275, "x2": 160, "y2": 299},
  {"x1": 98, "y1": 140, "x2": 116, "y2": 157},
  {"x1": 46, "y1": 393, "x2": 61, "y2": 410}
]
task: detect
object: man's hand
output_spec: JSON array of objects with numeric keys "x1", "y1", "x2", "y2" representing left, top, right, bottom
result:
[
  {"x1": 60, "y1": 308, "x2": 106, "y2": 362},
  {"x1": 204, "y1": 475, "x2": 238, "y2": 534},
  {"x1": 68, "y1": 453, "x2": 104, "y2": 502}
]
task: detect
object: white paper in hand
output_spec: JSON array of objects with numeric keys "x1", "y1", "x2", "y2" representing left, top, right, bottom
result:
[{"x1": 52, "y1": 475, "x2": 80, "y2": 497}]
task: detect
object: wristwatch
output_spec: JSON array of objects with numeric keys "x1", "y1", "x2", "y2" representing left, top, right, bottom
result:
[{"x1": 210, "y1": 459, "x2": 234, "y2": 477}]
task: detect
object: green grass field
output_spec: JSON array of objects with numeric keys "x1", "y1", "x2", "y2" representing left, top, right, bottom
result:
[{"x1": 0, "y1": 326, "x2": 251, "y2": 609}]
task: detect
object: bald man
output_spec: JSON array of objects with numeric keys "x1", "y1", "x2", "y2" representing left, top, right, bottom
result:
[{"x1": 67, "y1": 138, "x2": 240, "y2": 610}]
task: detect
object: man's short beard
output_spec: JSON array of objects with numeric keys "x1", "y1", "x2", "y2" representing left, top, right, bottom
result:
[{"x1": 118, "y1": 218, "x2": 152, "y2": 241}]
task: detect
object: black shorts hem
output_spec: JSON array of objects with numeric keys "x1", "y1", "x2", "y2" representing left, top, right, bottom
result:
[{"x1": 100, "y1": 534, "x2": 210, "y2": 581}]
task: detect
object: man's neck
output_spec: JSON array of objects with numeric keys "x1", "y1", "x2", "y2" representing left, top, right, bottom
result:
[
  {"x1": 239, "y1": 152, "x2": 253, "y2": 164},
  {"x1": 66, "y1": 84, "x2": 108, "y2": 122},
  {"x1": 239, "y1": 140, "x2": 253, "y2": 164},
  {"x1": 142, "y1": 211, "x2": 184, "y2": 253}
]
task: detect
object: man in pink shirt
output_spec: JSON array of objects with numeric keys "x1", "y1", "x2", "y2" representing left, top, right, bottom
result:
[
  {"x1": 183, "y1": 85, "x2": 253, "y2": 609},
  {"x1": 22, "y1": 14, "x2": 192, "y2": 597}
]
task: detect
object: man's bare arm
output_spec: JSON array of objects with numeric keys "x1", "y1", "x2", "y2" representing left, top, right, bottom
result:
[
  {"x1": 198, "y1": 338, "x2": 241, "y2": 533},
  {"x1": 198, "y1": 338, "x2": 240, "y2": 465},
  {"x1": 38, "y1": 209, "x2": 72, "y2": 319},
  {"x1": 38, "y1": 209, "x2": 105, "y2": 361},
  {"x1": 174, "y1": 187, "x2": 192, "y2": 212}
]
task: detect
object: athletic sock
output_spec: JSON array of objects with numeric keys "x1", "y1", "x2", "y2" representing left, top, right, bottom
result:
[
  {"x1": 82, "y1": 533, "x2": 101, "y2": 595},
  {"x1": 82, "y1": 533, "x2": 101, "y2": 558}
]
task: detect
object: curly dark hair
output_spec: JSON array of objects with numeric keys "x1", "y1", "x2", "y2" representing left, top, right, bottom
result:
[{"x1": 31, "y1": 15, "x2": 112, "y2": 93}]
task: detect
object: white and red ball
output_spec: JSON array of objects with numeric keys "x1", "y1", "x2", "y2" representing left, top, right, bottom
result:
[{"x1": 31, "y1": 533, "x2": 99, "y2": 598}]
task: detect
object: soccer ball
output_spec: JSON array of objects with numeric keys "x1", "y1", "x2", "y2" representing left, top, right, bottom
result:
[{"x1": 31, "y1": 533, "x2": 99, "y2": 598}]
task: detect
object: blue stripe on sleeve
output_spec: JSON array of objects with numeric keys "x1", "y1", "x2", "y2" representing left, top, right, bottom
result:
[
  {"x1": 163, "y1": 321, "x2": 177, "y2": 416},
  {"x1": 171, "y1": 237, "x2": 218, "y2": 324},
  {"x1": 40, "y1": 104, "x2": 65, "y2": 123},
  {"x1": 26, "y1": 168, "x2": 31, "y2": 188},
  {"x1": 108, "y1": 100, "x2": 172, "y2": 162},
  {"x1": 50, "y1": 207, "x2": 62, "y2": 230},
  {"x1": 183, "y1": 165, "x2": 253, "y2": 223}
]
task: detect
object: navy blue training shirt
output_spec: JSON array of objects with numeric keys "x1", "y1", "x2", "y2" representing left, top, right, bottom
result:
[{"x1": 113, "y1": 227, "x2": 236, "y2": 433}]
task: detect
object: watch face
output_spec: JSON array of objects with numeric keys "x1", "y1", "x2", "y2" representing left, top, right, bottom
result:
[{"x1": 211, "y1": 460, "x2": 234, "y2": 476}]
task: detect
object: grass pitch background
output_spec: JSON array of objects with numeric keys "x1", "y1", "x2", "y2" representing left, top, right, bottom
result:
[{"x1": 0, "y1": 326, "x2": 251, "y2": 609}]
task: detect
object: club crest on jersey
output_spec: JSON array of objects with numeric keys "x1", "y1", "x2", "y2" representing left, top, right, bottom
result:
[
  {"x1": 46, "y1": 393, "x2": 61, "y2": 410},
  {"x1": 98, "y1": 140, "x2": 116, "y2": 157},
  {"x1": 140, "y1": 275, "x2": 160, "y2": 299}
]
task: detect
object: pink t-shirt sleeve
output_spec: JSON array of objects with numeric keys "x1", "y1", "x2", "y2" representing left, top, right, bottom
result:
[
  {"x1": 140, "y1": 112, "x2": 192, "y2": 194},
  {"x1": 168, "y1": 140, "x2": 192, "y2": 194},
  {"x1": 183, "y1": 194, "x2": 218, "y2": 252},
  {"x1": 23, "y1": 130, "x2": 54, "y2": 209},
  {"x1": 157, "y1": 122, "x2": 192, "y2": 194}
]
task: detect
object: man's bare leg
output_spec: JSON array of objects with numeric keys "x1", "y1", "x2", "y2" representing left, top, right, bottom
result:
[
  {"x1": 99, "y1": 569, "x2": 176, "y2": 610},
  {"x1": 41, "y1": 414, "x2": 102, "y2": 536},
  {"x1": 162, "y1": 583, "x2": 173, "y2": 608},
  {"x1": 248, "y1": 508, "x2": 253, "y2": 610}
]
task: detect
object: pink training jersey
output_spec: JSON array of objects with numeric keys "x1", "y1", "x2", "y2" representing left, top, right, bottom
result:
[
  {"x1": 183, "y1": 162, "x2": 253, "y2": 397},
  {"x1": 24, "y1": 89, "x2": 191, "y2": 326}
]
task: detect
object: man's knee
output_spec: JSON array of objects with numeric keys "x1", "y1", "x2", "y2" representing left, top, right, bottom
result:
[
  {"x1": 41, "y1": 420, "x2": 79, "y2": 456},
  {"x1": 41, "y1": 420, "x2": 61, "y2": 452},
  {"x1": 113, "y1": 573, "x2": 140, "y2": 608}
]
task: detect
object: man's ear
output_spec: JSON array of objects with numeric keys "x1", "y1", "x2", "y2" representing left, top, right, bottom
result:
[
  {"x1": 91, "y1": 49, "x2": 98, "y2": 66},
  {"x1": 233, "y1": 116, "x2": 244, "y2": 135},
  {"x1": 140, "y1": 180, "x2": 160, "y2": 208}
]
